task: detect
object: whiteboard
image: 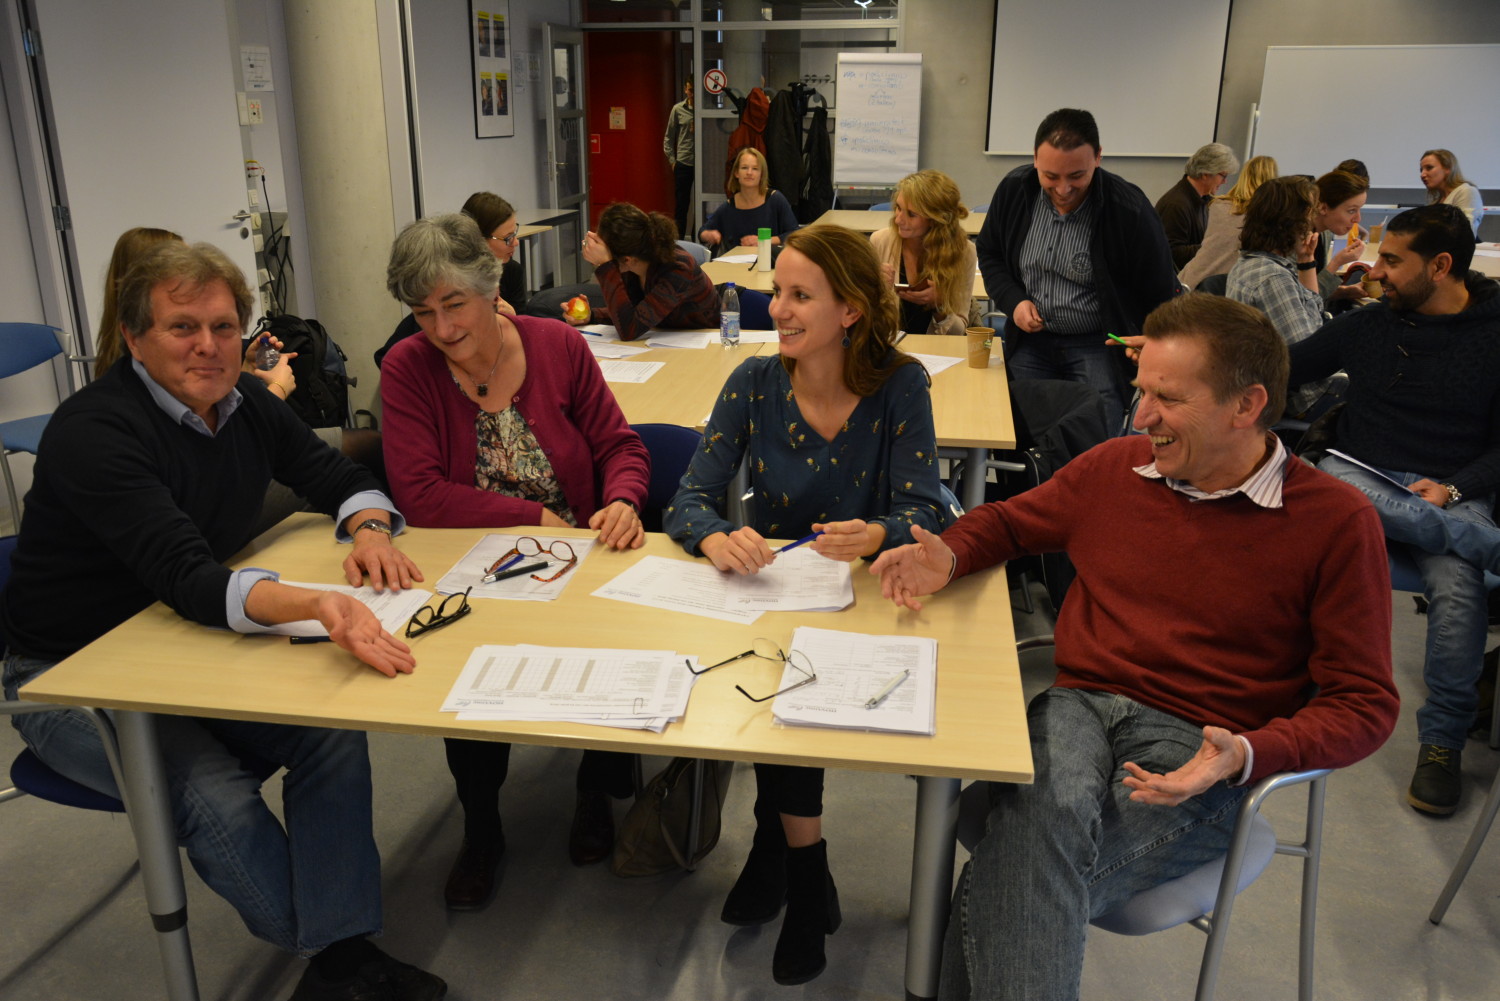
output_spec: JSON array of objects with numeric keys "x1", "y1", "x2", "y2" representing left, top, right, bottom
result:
[
  {"x1": 1254, "y1": 45, "x2": 1500, "y2": 189},
  {"x1": 986, "y1": 0, "x2": 1230, "y2": 157},
  {"x1": 834, "y1": 52, "x2": 921, "y2": 185}
]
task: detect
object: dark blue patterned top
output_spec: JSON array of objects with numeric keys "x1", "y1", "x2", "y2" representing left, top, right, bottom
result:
[{"x1": 664, "y1": 355, "x2": 950, "y2": 554}]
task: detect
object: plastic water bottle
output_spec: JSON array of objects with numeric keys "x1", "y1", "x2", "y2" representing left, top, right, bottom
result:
[
  {"x1": 254, "y1": 333, "x2": 280, "y2": 371},
  {"x1": 720, "y1": 283, "x2": 741, "y2": 347}
]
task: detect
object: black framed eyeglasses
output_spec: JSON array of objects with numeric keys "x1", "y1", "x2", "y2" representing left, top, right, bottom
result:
[
  {"x1": 489, "y1": 230, "x2": 520, "y2": 246},
  {"x1": 405, "y1": 587, "x2": 471, "y2": 638},
  {"x1": 485, "y1": 536, "x2": 578, "y2": 584},
  {"x1": 686, "y1": 638, "x2": 818, "y2": 702}
]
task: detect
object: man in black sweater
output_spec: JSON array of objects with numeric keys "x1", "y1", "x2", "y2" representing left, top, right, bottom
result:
[
  {"x1": 976, "y1": 107, "x2": 1179, "y2": 430},
  {"x1": 1290, "y1": 204, "x2": 1500, "y2": 818},
  {"x1": 0, "y1": 242, "x2": 444, "y2": 1000}
]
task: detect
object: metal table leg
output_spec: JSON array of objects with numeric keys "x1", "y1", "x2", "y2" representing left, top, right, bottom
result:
[
  {"x1": 113, "y1": 711, "x2": 201, "y2": 1001},
  {"x1": 906, "y1": 775, "x2": 959, "y2": 1001},
  {"x1": 961, "y1": 447, "x2": 987, "y2": 510}
]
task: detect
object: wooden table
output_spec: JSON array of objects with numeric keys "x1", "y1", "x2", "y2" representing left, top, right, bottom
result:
[
  {"x1": 702, "y1": 256, "x2": 988, "y2": 300},
  {"x1": 606, "y1": 340, "x2": 768, "y2": 430},
  {"x1": 21, "y1": 519, "x2": 1031, "y2": 1001},
  {"x1": 900, "y1": 335, "x2": 1016, "y2": 509},
  {"x1": 814, "y1": 208, "x2": 986, "y2": 237}
]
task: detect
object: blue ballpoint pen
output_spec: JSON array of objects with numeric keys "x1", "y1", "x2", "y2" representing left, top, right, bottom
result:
[{"x1": 776, "y1": 530, "x2": 824, "y2": 554}]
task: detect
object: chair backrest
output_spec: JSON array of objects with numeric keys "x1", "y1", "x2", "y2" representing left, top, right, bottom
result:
[
  {"x1": 676, "y1": 240, "x2": 712, "y2": 266},
  {"x1": 869, "y1": 202, "x2": 892, "y2": 211},
  {"x1": 1195, "y1": 273, "x2": 1229, "y2": 296},
  {"x1": 630, "y1": 423, "x2": 703, "y2": 532},
  {"x1": 0, "y1": 534, "x2": 14, "y2": 656},
  {"x1": 0, "y1": 324, "x2": 64, "y2": 381},
  {"x1": 738, "y1": 288, "x2": 774, "y2": 330}
]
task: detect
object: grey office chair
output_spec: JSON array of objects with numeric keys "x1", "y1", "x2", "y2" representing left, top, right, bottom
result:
[
  {"x1": 675, "y1": 240, "x2": 712, "y2": 266},
  {"x1": 1429, "y1": 770, "x2": 1500, "y2": 924}
]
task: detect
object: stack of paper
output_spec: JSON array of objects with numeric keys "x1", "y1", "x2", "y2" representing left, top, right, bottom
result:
[
  {"x1": 726, "y1": 547, "x2": 853, "y2": 611},
  {"x1": 271, "y1": 581, "x2": 434, "y2": 637},
  {"x1": 771, "y1": 626, "x2": 937, "y2": 736},
  {"x1": 585, "y1": 339, "x2": 651, "y2": 359},
  {"x1": 596, "y1": 358, "x2": 664, "y2": 383},
  {"x1": 436, "y1": 533, "x2": 597, "y2": 601},
  {"x1": 442, "y1": 644, "x2": 697, "y2": 732},
  {"x1": 645, "y1": 329, "x2": 716, "y2": 349},
  {"x1": 907, "y1": 352, "x2": 964, "y2": 378},
  {"x1": 594, "y1": 549, "x2": 854, "y2": 622}
]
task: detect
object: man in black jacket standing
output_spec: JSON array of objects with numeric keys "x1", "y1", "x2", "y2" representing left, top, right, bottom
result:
[{"x1": 977, "y1": 108, "x2": 1179, "y2": 428}]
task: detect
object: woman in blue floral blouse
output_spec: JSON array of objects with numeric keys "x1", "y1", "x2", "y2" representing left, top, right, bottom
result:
[{"x1": 664, "y1": 224, "x2": 950, "y2": 985}]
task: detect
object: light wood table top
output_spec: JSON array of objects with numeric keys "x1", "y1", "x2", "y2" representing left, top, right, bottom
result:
[
  {"x1": 900, "y1": 334, "x2": 1016, "y2": 452},
  {"x1": 516, "y1": 223, "x2": 552, "y2": 240},
  {"x1": 606, "y1": 340, "x2": 769, "y2": 429},
  {"x1": 702, "y1": 256, "x2": 988, "y2": 300},
  {"x1": 815, "y1": 208, "x2": 986, "y2": 237},
  {"x1": 23, "y1": 518, "x2": 1032, "y2": 783}
]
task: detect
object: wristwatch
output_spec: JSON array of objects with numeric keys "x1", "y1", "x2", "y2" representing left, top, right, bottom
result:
[
  {"x1": 1440, "y1": 483, "x2": 1462, "y2": 508},
  {"x1": 353, "y1": 518, "x2": 393, "y2": 537}
]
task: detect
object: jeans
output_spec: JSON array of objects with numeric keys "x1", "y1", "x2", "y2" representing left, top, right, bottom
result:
[
  {"x1": 1007, "y1": 331, "x2": 1127, "y2": 434},
  {"x1": 1317, "y1": 455, "x2": 1494, "y2": 748},
  {"x1": 673, "y1": 161, "x2": 695, "y2": 240},
  {"x1": 941, "y1": 688, "x2": 1245, "y2": 1001},
  {"x1": 4, "y1": 653, "x2": 382, "y2": 956}
]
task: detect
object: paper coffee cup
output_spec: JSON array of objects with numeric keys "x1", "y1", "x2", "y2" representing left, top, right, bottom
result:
[{"x1": 966, "y1": 327, "x2": 994, "y2": 368}]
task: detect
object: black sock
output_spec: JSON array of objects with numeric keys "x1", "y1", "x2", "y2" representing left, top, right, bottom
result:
[{"x1": 311, "y1": 936, "x2": 382, "y2": 981}]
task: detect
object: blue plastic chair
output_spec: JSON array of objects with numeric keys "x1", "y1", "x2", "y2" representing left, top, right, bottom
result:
[
  {"x1": 676, "y1": 240, "x2": 712, "y2": 266},
  {"x1": 629, "y1": 423, "x2": 703, "y2": 532},
  {"x1": 738, "y1": 288, "x2": 774, "y2": 330},
  {"x1": 869, "y1": 201, "x2": 892, "y2": 211},
  {"x1": 0, "y1": 323, "x2": 73, "y2": 526}
]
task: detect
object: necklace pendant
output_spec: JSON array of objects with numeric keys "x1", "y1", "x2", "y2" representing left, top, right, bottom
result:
[{"x1": 476, "y1": 383, "x2": 489, "y2": 397}]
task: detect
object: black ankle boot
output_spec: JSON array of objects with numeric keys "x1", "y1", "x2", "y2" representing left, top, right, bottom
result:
[
  {"x1": 772, "y1": 839, "x2": 841, "y2": 986},
  {"x1": 721, "y1": 844, "x2": 788, "y2": 925}
]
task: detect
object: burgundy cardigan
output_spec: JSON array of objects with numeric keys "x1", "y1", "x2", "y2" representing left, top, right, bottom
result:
[{"x1": 380, "y1": 315, "x2": 649, "y2": 528}]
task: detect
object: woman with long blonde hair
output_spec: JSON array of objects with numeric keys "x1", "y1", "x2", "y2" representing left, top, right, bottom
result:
[
  {"x1": 1420, "y1": 148, "x2": 1485, "y2": 235},
  {"x1": 871, "y1": 169, "x2": 976, "y2": 335},
  {"x1": 1179, "y1": 154, "x2": 1278, "y2": 289}
]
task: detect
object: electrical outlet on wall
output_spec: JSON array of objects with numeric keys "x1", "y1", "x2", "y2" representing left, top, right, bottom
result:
[{"x1": 246, "y1": 98, "x2": 263, "y2": 125}]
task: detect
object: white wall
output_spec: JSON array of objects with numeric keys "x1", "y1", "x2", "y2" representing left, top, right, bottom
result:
[
  {"x1": 408, "y1": 0, "x2": 570, "y2": 222},
  {"x1": 0, "y1": 69, "x2": 43, "y2": 324}
]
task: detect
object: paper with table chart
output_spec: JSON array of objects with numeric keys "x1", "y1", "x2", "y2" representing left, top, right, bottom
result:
[
  {"x1": 585, "y1": 339, "x2": 651, "y2": 359},
  {"x1": 435, "y1": 533, "x2": 597, "y2": 601},
  {"x1": 443, "y1": 643, "x2": 696, "y2": 732},
  {"x1": 596, "y1": 358, "x2": 664, "y2": 383},
  {"x1": 771, "y1": 626, "x2": 937, "y2": 735},
  {"x1": 726, "y1": 547, "x2": 853, "y2": 611},
  {"x1": 907, "y1": 352, "x2": 963, "y2": 378},
  {"x1": 592, "y1": 555, "x2": 763, "y2": 623},
  {"x1": 268, "y1": 582, "x2": 434, "y2": 637}
]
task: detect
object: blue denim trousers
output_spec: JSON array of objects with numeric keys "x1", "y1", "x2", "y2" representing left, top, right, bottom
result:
[
  {"x1": 4, "y1": 653, "x2": 382, "y2": 956},
  {"x1": 1007, "y1": 332, "x2": 1128, "y2": 434},
  {"x1": 1317, "y1": 454, "x2": 1492, "y2": 749},
  {"x1": 940, "y1": 688, "x2": 1245, "y2": 1001}
]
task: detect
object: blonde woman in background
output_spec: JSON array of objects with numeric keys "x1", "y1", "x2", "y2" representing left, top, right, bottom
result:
[
  {"x1": 93, "y1": 227, "x2": 181, "y2": 378},
  {"x1": 870, "y1": 169, "x2": 977, "y2": 335},
  {"x1": 1420, "y1": 148, "x2": 1485, "y2": 235},
  {"x1": 1178, "y1": 155, "x2": 1278, "y2": 290}
]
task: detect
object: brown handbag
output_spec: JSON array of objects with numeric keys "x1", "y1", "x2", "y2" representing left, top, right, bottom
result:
[{"x1": 610, "y1": 757, "x2": 735, "y2": 877}]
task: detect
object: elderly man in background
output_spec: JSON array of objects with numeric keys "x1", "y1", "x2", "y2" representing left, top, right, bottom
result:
[{"x1": 1156, "y1": 142, "x2": 1241, "y2": 269}]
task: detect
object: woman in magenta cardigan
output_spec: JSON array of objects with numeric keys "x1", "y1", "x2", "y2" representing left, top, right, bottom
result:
[{"x1": 381, "y1": 213, "x2": 650, "y2": 911}]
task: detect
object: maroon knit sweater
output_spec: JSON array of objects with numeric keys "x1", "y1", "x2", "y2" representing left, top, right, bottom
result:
[{"x1": 946, "y1": 435, "x2": 1399, "y2": 782}]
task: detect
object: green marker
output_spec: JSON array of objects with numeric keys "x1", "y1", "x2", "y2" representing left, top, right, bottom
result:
[{"x1": 1106, "y1": 332, "x2": 1130, "y2": 347}]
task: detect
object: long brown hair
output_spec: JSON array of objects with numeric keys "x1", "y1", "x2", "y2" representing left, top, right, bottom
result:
[
  {"x1": 597, "y1": 202, "x2": 678, "y2": 267},
  {"x1": 95, "y1": 227, "x2": 182, "y2": 378},
  {"x1": 779, "y1": 225, "x2": 920, "y2": 397}
]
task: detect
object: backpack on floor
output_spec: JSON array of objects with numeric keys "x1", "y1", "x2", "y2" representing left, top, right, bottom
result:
[{"x1": 249, "y1": 314, "x2": 352, "y2": 428}]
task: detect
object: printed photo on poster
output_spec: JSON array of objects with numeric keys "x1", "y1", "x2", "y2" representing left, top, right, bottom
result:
[{"x1": 471, "y1": 1, "x2": 513, "y2": 138}]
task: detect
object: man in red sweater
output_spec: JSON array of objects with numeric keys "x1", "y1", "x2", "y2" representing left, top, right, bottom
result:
[{"x1": 872, "y1": 293, "x2": 1399, "y2": 1001}]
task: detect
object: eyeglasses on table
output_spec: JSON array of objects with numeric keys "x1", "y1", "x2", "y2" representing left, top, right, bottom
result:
[
  {"x1": 405, "y1": 587, "x2": 471, "y2": 638},
  {"x1": 485, "y1": 536, "x2": 578, "y2": 584},
  {"x1": 686, "y1": 637, "x2": 818, "y2": 703}
]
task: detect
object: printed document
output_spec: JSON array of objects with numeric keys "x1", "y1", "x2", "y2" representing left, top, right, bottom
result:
[
  {"x1": 270, "y1": 582, "x2": 433, "y2": 637},
  {"x1": 726, "y1": 547, "x2": 853, "y2": 611},
  {"x1": 596, "y1": 359, "x2": 664, "y2": 383},
  {"x1": 436, "y1": 533, "x2": 597, "y2": 601},
  {"x1": 907, "y1": 352, "x2": 964, "y2": 378},
  {"x1": 593, "y1": 555, "x2": 762, "y2": 623},
  {"x1": 771, "y1": 626, "x2": 937, "y2": 735}
]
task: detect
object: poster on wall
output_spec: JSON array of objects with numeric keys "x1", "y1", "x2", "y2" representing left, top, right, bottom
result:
[{"x1": 472, "y1": 1, "x2": 513, "y2": 138}]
